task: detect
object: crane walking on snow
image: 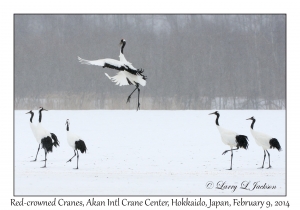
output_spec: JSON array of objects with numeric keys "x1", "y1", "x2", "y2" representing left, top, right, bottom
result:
[
  {"x1": 65, "y1": 119, "x2": 87, "y2": 169},
  {"x1": 246, "y1": 116, "x2": 281, "y2": 169},
  {"x1": 78, "y1": 39, "x2": 147, "y2": 110},
  {"x1": 26, "y1": 110, "x2": 41, "y2": 161},
  {"x1": 209, "y1": 111, "x2": 249, "y2": 170},
  {"x1": 35, "y1": 107, "x2": 60, "y2": 168}
]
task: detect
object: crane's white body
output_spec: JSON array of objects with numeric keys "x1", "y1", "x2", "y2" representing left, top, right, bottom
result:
[
  {"x1": 35, "y1": 123, "x2": 52, "y2": 143},
  {"x1": 105, "y1": 71, "x2": 146, "y2": 86},
  {"x1": 114, "y1": 51, "x2": 147, "y2": 85},
  {"x1": 118, "y1": 50, "x2": 137, "y2": 70},
  {"x1": 29, "y1": 122, "x2": 39, "y2": 143},
  {"x1": 216, "y1": 126, "x2": 238, "y2": 148},
  {"x1": 66, "y1": 131, "x2": 81, "y2": 150},
  {"x1": 250, "y1": 129, "x2": 273, "y2": 150}
]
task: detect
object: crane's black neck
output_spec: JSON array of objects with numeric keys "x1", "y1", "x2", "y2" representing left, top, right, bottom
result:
[
  {"x1": 39, "y1": 109, "x2": 42, "y2": 123},
  {"x1": 121, "y1": 41, "x2": 126, "y2": 54},
  {"x1": 29, "y1": 112, "x2": 34, "y2": 123},
  {"x1": 215, "y1": 113, "x2": 220, "y2": 126},
  {"x1": 250, "y1": 119, "x2": 256, "y2": 129},
  {"x1": 66, "y1": 123, "x2": 69, "y2": 131}
]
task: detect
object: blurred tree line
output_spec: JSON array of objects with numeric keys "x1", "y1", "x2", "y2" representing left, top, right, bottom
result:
[{"x1": 14, "y1": 15, "x2": 285, "y2": 110}]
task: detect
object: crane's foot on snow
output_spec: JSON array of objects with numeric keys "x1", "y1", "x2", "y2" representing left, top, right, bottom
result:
[
  {"x1": 266, "y1": 166, "x2": 272, "y2": 169},
  {"x1": 137, "y1": 103, "x2": 140, "y2": 111},
  {"x1": 30, "y1": 159, "x2": 37, "y2": 162}
]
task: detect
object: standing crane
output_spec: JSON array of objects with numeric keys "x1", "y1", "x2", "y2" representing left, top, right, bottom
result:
[
  {"x1": 65, "y1": 119, "x2": 87, "y2": 169},
  {"x1": 26, "y1": 110, "x2": 40, "y2": 161},
  {"x1": 247, "y1": 116, "x2": 281, "y2": 169},
  {"x1": 209, "y1": 111, "x2": 249, "y2": 170},
  {"x1": 35, "y1": 107, "x2": 59, "y2": 168}
]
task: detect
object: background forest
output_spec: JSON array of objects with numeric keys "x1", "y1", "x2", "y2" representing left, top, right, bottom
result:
[{"x1": 14, "y1": 15, "x2": 286, "y2": 110}]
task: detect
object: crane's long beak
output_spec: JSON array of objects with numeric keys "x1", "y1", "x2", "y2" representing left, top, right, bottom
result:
[
  {"x1": 246, "y1": 117, "x2": 252, "y2": 120},
  {"x1": 25, "y1": 111, "x2": 30, "y2": 114},
  {"x1": 209, "y1": 112, "x2": 215, "y2": 115},
  {"x1": 44, "y1": 109, "x2": 48, "y2": 111}
]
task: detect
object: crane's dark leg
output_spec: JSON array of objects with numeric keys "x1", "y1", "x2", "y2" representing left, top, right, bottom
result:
[
  {"x1": 74, "y1": 150, "x2": 79, "y2": 170},
  {"x1": 127, "y1": 84, "x2": 139, "y2": 103},
  {"x1": 226, "y1": 149, "x2": 233, "y2": 170},
  {"x1": 259, "y1": 150, "x2": 266, "y2": 169},
  {"x1": 41, "y1": 157, "x2": 47, "y2": 162},
  {"x1": 31, "y1": 144, "x2": 40, "y2": 162},
  {"x1": 137, "y1": 86, "x2": 141, "y2": 110},
  {"x1": 41, "y1": 149, "x2": 47, "y2": 168},
  {"x1": 67, "y1": 150, "x2": 76, "y2": 163},
  {"x1": 266, "y1": 150, "x2": 271, "y2": 169},
  {"x1": 222, "y1": 148, "x2": 238, "y2": 170},
  {"x1": 41, "y1": 144, "x2": 47, "y2": 162},
  {"x1": 222, "y1": 148, "x2": 238, "y2": 155}
]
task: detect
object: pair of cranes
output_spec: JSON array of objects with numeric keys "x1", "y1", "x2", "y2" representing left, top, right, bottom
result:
[
  {"x1": 26, "y1": 107, "x2": 87, "y2": 169},
  {"x1": 26, "y1": 108, "x2": 59, "y2": 168},
  {"x1": 209, "y1": 111, "x2": 281, "y2": 170}
]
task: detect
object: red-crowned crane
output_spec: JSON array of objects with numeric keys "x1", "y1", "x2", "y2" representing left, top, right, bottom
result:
[
  {"x1": 26, "y1": 110, "x2": 40, "y2": 161},
  {"x1": 209, "y1": 111, "x2": 249, "y2": 170},
  {"x1": 78, "y1": 39, "x2": 147, "y2": 110},
  {"x1": 65, "y1": 119, "x2": 87, "y2": 169},
  {"x1": 35, "y1": 107, "x2": 59, "y2": 168},
  {"x1": 246, "y1": 116, "x2": 281, "y2": 169}
]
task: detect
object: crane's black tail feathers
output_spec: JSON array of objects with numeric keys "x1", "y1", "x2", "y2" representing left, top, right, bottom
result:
[
  {"x1": 236, "y1": 135, "x2": 249, "y2": 150},
  {"x1": 270, "y1": 138, "x2": 282, "y2": 151},
  {"x1": 75, "y1": 140, "x2": 87, "y2": 153},
  {"x1": 41, "y1": 136, "x2": 53, "y2": 153},
  {"x1": 50, "y1": 133, "x2": 60, "y2": 147}
]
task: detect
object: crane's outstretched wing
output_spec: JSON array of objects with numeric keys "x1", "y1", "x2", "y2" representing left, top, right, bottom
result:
[
  {"x1": 78, "y1": 57, "x2": 128, "y2": 71},
  {"x1": 78, "y1": 56, "x2": 142, "y2": 76}
]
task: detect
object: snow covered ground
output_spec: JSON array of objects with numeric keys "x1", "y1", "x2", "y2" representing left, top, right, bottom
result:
[{"x1": 14, "y1": 110, "x2": 285, "y2": 196}]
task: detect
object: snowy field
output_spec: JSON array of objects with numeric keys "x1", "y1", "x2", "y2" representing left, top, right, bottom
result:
[{"x1": 14, "y1": 110, "x2": 286, "y2": 196}]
